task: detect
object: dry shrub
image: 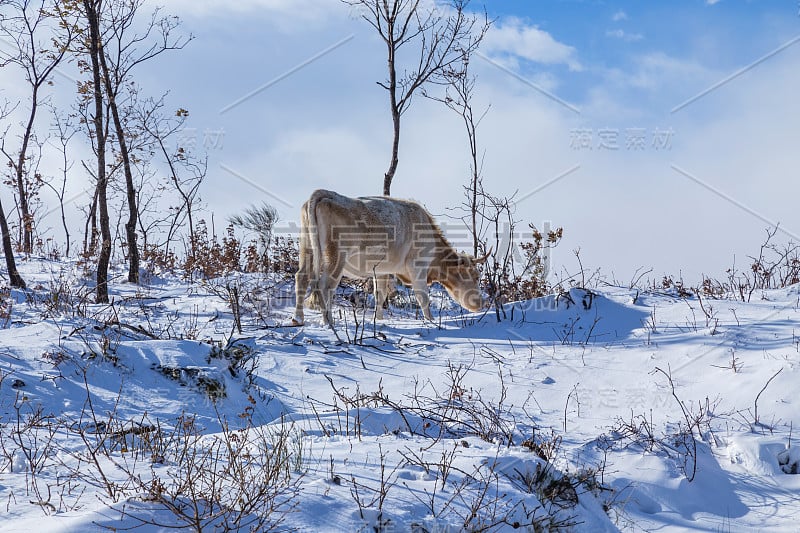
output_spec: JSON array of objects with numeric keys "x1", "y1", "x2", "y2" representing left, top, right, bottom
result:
[
  {"x1": 513, "y1": 225, "x2": 564, "y2": 299},
  {"x1": 242, "y1": 240, "x2": 268, "y2": 273},
  {"x1": 220, "y1": 235, "x2": 298, "y2": 276},
  {"x1": 657, "y1": 227, "x2": 800, "y2": 301},
  {"x1": 142, "y1": 243, "x2": 178, "y2": 272},
  {"x1": 270, "y1": 235, "x2": 299, "y2": 278},
  {"x1": 728, "y1": 227, "x2": 800, "y2": 300},
  {"x1": 182, "y1": 221, "x2": 241, "y2": 279},
  {"x1": 659, "y1": 275, "x2": 692, "y2": 297},
  {"x1": 0, "y1": 287, "x2": 11, "y2": 327},
  {"x1": 483, "y1": 223, "x2": 563, "y2": 315},
  {"x1": 177, "y1": 221, "x2": 297, "y2": 279},
  {"x1": 118, "y1": 411, "x2": 302, "y2": 532}
]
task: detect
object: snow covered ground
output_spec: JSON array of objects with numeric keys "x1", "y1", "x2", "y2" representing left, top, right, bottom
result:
[{"x1": 0, "y1": 257, "x2": 799, "y2": 532}]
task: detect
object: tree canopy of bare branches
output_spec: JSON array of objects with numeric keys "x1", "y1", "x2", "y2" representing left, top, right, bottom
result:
[
  {"x1": 426, "y1": 51, "x2": 488, "y2": 257},
  {"x1": 90, "y1": 0, "x2": 190, "y2": 284},
  {"x1": 344, "y1": 0, "x2": 489, "y2": 195},
  {"x1": 0, "y1": 0, "x2": 74, "y2": 256},
  {"x1": 65, "y1": 0, "x2": 190, "y2": 301},
  {"x1": 0, "y1": 101, "x2": 25, "y2": 287}
]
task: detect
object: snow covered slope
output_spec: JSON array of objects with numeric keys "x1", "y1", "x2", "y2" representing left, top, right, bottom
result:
[{"x1": 0, "y1": 259, "x2": 798, "y2": 531}]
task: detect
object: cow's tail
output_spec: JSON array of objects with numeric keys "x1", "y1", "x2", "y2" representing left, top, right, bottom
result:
[
  {"x1": 302, "y1": 190, "x2": 328, "y2": 310},
  {"x1": 297, "y1": 198, "x2": 313, "y2": 277},
  {"x1": 306, "y1": 190, "x2": 325, "y2": 280}
]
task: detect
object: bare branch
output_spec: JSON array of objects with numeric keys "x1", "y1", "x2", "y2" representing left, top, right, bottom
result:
[{"x1": 344, "y1": 0, "x2": 490, "y2": 195}]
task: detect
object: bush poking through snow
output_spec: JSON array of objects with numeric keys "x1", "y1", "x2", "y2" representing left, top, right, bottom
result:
[
  {"x1": 154, "y1": 365, "x2": 227, "y2": 400},
  {"x1": 310, "y1": 364, "x2": 615, "y2": 531},
  {"x1": 112, "y1": 410, "x2": 302, "y2": 532},
  {"x1": 777, "y1": 447, "x2": 800, "y2": 474}
]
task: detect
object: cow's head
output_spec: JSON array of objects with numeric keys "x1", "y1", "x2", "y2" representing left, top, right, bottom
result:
[{"x1": 441, "y1": 251, "x2": 489, "y2": 312}]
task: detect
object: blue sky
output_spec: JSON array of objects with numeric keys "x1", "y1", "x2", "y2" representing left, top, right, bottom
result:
[
  {"x1": 485, "y1": 1, "x2": 798, "y2": 112},
  {"x1": 4, "y1": 0, "x2": 800, "y2": 283}
]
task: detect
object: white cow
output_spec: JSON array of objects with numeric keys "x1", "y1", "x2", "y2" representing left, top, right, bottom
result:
[{"x1": 292, "y1": 189, "x2": 487, "y2": 325}]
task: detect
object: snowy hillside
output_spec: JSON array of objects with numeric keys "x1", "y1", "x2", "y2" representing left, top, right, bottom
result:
[{"x1": 0, "y1": 257, "x2": 798, "y2": 532}]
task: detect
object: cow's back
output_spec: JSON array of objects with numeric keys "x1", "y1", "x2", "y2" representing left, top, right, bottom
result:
[{"x1": 306, "y1": 190, "x2": 440, "y2": 277}]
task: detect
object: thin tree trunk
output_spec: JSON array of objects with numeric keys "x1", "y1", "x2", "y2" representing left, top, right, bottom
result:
[
  {"x1": 384, "y1": 105, "x2": 400, "y2": 196},
  {"x1": 471, "y1": 173, "x2": 478, "y2": 257},
  {"x1": 98, "y1": 48, "x2": 139, "y2": 283},
  {"x1": 154, "y1": 133, "x2": 194, "y2": 261},
  {"x1": 383, "y1": 22, "x2": 399, "y2": 197},
  {"x1": 466, "y1": 112, "x2": 479, "y2": 258},
  {"x1": 84, "y1": 0, "x2": 111, "y2": 303},
  {"x1": 0, "y1": 195, "x2": 25, "y2": 288},
  {"x1": 15, "y1": 85, "x2": 37, "y2": 254},
  {"x1": 58, "y1": 148, "x2": 71, "y2": 258},
  {"x1": 83, "y1": 180, "x2": 98, "y2": 256},
  {"x1": 60, "y1": 202, "x2": 70, "y2": 257}
]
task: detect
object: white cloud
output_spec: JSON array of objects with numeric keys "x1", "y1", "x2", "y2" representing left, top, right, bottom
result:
[
  {"x1": 612, "y1": 11, "x2": 628, "y2": 22},
  {"x1": 168, "y1": 0, "x2": 332, "y2": 14},
  {"x1": 603, "y1": 52, "x2": 713, "y2": 91},
  {"x1": 606, "y1": 29, "x2": 644, "y2": 42},
  {"x1": 482, "y1": 17, "x2": 582, "y2": 71},
  {"x1": 166, "y1": 0, "x2": 345, "y2": 30}
]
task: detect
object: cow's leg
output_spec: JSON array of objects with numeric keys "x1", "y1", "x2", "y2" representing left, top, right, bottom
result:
[
  {"x1": 411, "y1": 278, "x2": 433, "y2": 321},
  {"x1": 318, "y1": 271, "x2": 345, "y2": 325},
  {"x1": 317, "y1": 271, "x2": 334, "y2": 325},
  {"x1": 373, "y1": 275, "x2": 391, "y2": 320},
  {"x1": 293, "y1": 268, "x2": 309, "y2": 325},
  {"x1": 304, "y1": 281, "x2": 322, "y2": 310},
  {"x1": 318, "y1": 247, "x2": 345, "y2": 326},
  {"x1": 293, "y1": 219, "x2": 312, "y2": 325}
]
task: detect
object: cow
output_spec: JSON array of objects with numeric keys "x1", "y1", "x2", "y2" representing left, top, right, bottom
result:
[{"x1": 292, "y1": 189, "x2": 488, "y2": 326}]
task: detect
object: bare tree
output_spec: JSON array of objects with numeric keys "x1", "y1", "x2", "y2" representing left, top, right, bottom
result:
[
  {"x1": 45, "y1": 107, "x2": 76, "y2": 257},
  {"x1": 0, "y1": 101, "x2": 26, "y2": 287},
  {"x1": 426, "y1": 51, "x2": 488, "y2": 257},
  {"x1": 0, "y1": 0, "x2": 73, "y2": 254},
  {"x1": 344, "y1": 0, "x2": 488, "y2": 195},
  {"x1": 79, "y1": 160, "x2": 99, "y2": 257},
  {"x1": 92, "y1": 0, "x2": 190, "y2": 283},
  {"x1": 80, "y1": 0, "x2": 112, "y2": 303},
  {"x1": 0, "y1": 194, "x2": 25, "y2": 287},
  {"x1": 65, "y1": 0, "x2": 190, "y2": 300},
  {"x1": 136, "y1": 99, "x2": 206, "y2": 262}
]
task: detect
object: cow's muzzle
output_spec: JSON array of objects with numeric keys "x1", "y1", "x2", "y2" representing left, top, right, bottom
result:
[{"x1": 462, "y1": 292, "x2": 486, "y2": 312}]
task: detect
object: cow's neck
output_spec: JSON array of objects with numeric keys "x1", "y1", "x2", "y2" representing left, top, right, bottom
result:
[{"x1": 429, "y1": 244, "x2": 459, "y2": 285}]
